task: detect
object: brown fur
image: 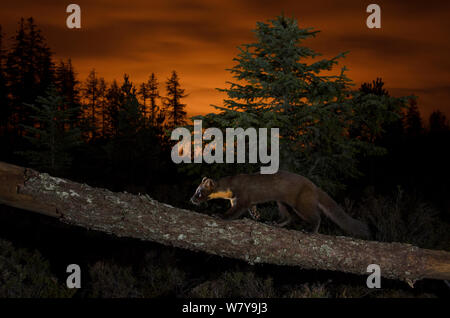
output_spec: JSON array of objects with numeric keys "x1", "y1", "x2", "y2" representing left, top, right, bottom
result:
[{"x1": 191, "y1": 170, "x2": 370, "y2": 239}]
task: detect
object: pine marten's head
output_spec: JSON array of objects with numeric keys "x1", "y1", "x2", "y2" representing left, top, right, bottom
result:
[{"x1": 190, "y1": 177, "x2": 217, "y2": 205}]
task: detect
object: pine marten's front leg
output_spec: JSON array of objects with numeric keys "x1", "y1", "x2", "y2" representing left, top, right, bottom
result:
[{"x1": 222, "y1": 198, "x2": 248, "y2": 220}]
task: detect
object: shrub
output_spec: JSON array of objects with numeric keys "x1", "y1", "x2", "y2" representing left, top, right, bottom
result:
[
  {"x1": 88, "y1": 261, "x2": 141, "y2": 298},
  {"x1": 138, "y1": 252, "x2": 186, "y2": 297},
  {"x1": 189, "y1": 270, "x2": 275, "y2": 298},
  {"x1": 284, "y1": 282, "x2": 330, "y2": 298},
  {"x1": 0, "y1": 239, "x2": 75, "y2": 298},
  {"x1": 348, "y1": 187, "x2": 450, "y2": 249}
]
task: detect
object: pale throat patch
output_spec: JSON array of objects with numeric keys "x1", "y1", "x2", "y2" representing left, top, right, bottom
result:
[{"x1": 208, "y1": 189, "x2": 234, "y2": 200}]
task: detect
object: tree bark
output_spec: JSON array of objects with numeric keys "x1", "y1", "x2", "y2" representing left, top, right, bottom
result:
[{"x1": 0, "y1": 161, "x2": 449, "y2": 285}]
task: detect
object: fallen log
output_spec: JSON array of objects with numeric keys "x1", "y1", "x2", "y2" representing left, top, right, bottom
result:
[{"x1": 0, "y1": 161, "x2": 449, "y2": 285}]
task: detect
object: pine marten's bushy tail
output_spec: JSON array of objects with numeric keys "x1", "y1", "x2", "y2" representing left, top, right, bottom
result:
[{"x1": 317, "y1": 189, "x2": 371, "y2": 239}]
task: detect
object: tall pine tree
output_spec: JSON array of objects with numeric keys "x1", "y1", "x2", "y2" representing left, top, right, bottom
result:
[
  {"x1": 82, "y1": 69, "x2": 104, "y2": 139},
  {"x1": 164, "y1": 71, "x2": 187, "y2": 128},
  {"x1": 404, "y1": 98, "x2": 423, "y2": 137},
  {"x1": 55, "y1": 59, "x2": 81, "y2": 130},
  {"x1": 97, "y1": 77, "x2": 108, "y2": 137},
  {"x1": 5, "y1": 17, "x2": 54, "y2": 137},
  {"x1": 0, "y1": 25, "x2": 9, "y2": 133},
  {"x1": 360, "y1": 78, "x2": 389, "y2": 96},
  {"x1": 118, "y1": 74, "x2": 145, "y2": 136},
  {"x1": 105, "y1": 80, "x2": 121, "y2": 137},
  {"x1": 139, "y1": 73, "x2": 161, "y2": 127},
  {"x1": 194, "y1": 15, "x2": 407, "y2": 193},
  {"x1": 429, "y1": 110, "x2": 449, "y2": 135},
  {"x1": 19, "y1": 85, "x2": 81, "y2": 174},
  {"x1": 138, "y1": 81, "x2": 149, "y2": 124},
  {"x1": 354, "y1": 78, "x2": 406, "y2": 143}
]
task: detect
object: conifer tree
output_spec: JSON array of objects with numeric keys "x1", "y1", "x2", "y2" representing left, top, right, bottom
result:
[
  {"x1": 149, "y1": 73, "x2": 161, "y2": 126},
  {"x1": 5, "y1": 17, "x2": 54, "y2": 136},
  {"x1": 429, "y1": 110, "x2": 449, "y2": 135},
  {"x1": 404, "y1": 98, "x2": 423, "y2": 137},
  {"x1": 354, "y1": 78, "x2": 405, "y2": 143},
  {"x1": 0, "y1": 25, "x2": 9, "y2": 132},
  {"x1": 97, "y1": 77, "x2": 107, "y2": 136},
  {"x1": 138, "y1": 81, "x2": 149, "y2": 124},
  {"x1": 82, "y1": 69, "x2": 103, "y2": 138},
  {"x1": 55, "y1": 59, "x2": 81, "y2": 130},
  {"x1": 105, "y1": 80, "x2": 121, "y2": 137},
  {"x1": 139, "y1": 73, "x2": 161, "y2": 127},
  {"x1": 195, "y1": 15, "x2": 407, "y2": 193},
  {"x1": 360, "y1": 77, "x2": 389, "y2": 96},
  {"x1": 118, "y1": 91, "x2": 144, "y2": 137},
  {"x1": 19, "y1": 85, "x2": 81, "y2": 174},
  {"x1": 118, "y1": 74, "x2": 145, "y2": 136},
  {"x1": 164, "y1": 71, "x2": 187, "y2": 128}
]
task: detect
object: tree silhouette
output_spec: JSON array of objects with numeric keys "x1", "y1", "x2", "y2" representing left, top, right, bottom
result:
[
  {"x1": 164, "y1": 71, "x2": 187, "y2": 128},
  {"x1": 82, "y1": 69, "x2": 104, "y2": 139},
  {"x1": 138, "y1": 81, "x2": 149, "y2": 124},
  {"x1": 120, "y1": 74, "x2": 134, "y2": 99},
  {"x1": 118, "y1": 74, "x2": 145, "y2": 136},
  {"x1": 404, "y1": 98, "x2": 423, "y2": 137},
  {"x1": 18, "y1": 85, "x2": 81, "y2": 174},
  {"x1": 0, "y1": 25, "x2": 9, "y2": 133},
  {"x1": 360, "y1": 78, "x2": 389, "y2": 96},
  {"x1": 195, "y1": 15, "x2": 407, "y2": 193},
  {"x1": 119, "y1": 92, "x2": 144, "y2": 136},
  {"x1": 97, "y1": 77, "x2": 108, "y2": 136},
  {"x1": 355, "y1": 78, "x2": 406, "y2": 143},
  {"x1": 105, "y1": 80, "x2": 121, "y2": 137},
  {"x1": 148, "y1": 73, "x2": 160, "y2": 126},
  {"x1": 5, "y1": 17, "x2": 54, "y2": 137},
  {"x1": 429, "y1": 110, "x2": 449, "y2": 135},
  {"x1": 54, "y1": 59, "x2": 81, "y2": 130}
]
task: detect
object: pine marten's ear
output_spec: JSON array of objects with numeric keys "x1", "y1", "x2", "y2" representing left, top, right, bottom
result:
[
  {"x1": 203, "y1": 178, "x2": 216, "y2": 190},
  {"x1": 201, "y1": 176, "x2": 208, "y2": 183}
]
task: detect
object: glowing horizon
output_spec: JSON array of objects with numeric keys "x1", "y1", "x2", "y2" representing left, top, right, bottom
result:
[{"x1": 1, "y1": 0, "x2": 449, "y2": 121}]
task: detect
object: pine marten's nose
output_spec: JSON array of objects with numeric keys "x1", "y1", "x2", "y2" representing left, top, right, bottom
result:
[{"x1": 190, "y1": 196, "x2": 199, "y2": 205}]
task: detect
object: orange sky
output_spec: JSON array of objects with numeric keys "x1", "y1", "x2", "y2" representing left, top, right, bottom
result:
[{"x1": 1, "y1": 0, "x2": 450, "y2": 120}]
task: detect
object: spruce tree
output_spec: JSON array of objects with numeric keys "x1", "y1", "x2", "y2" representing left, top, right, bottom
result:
[
  {"x1": 138, "y1": 73, "x2": 163, "y2": 128},
  {"x1": 19, "y1": 85, "x2": 81, "y2": 174},
  {"x1": 55, "y1": 59, "x2": 81, "y2": 130},
  {"x1": 195, "y1": 15, "x2": 407, "y2": 193},
  {"x1": 360, "y1": 77, "x2": 389, "y2": 96},
  {"x1": 118, "y1": 91, "x2": 144, "y2": 137},
  {"x1": 105, "y1": 80, "x2": 121, "y2": 137},
  {"x1": 429, "y1": 110, "x2": 449, "y2": 135},
  {"x1": 404, "y1": 98, "x2": 423, "y2": 137},
  {"x1": 354, "y1": 78, "x2": 405, "y2": 144},
  {"x1": 138, "y1": 81, "x2": 149, "y2": 124},
  {"x1": 5, "y1": 18, "x2": 54, "y2": 136},
  {"x1": 120, "y1": 74, "x2": 134, "y2": 99},
  {"x1": 0, "y1": 25, "x2": 9, "y2": 132},
  {"x1": 82, "y1": 69, "x2": 104, "y2": 139},
  {"x1": 118, "y1": 74, "x2": 145, "y2": 136},
  {"x1": 97, "y1": 77, "x2": 107, "y2": 136},
  {"x1": 164, "y1": 71, "x2": 187, "y2": 128},
  {"x1": 142, "y1": 73, "x2": 161, "y2": 127}
]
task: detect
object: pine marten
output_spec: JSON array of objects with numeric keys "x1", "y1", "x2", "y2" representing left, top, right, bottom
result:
[{"x1": 190, "y1": 170, "x2": 371, "y2": 239}]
